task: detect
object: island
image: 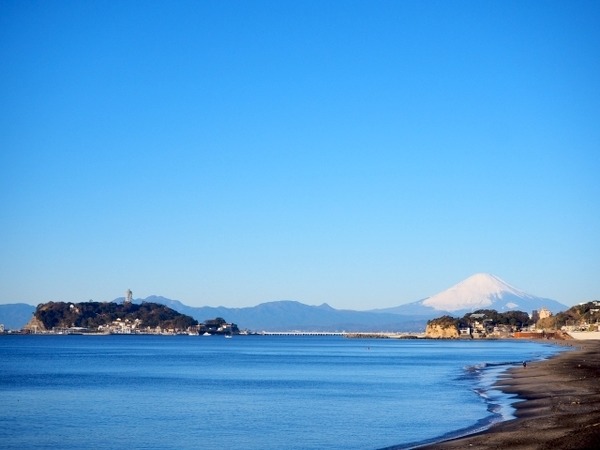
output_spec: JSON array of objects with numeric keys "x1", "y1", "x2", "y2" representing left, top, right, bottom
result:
[{"x1": 23, "y1": 301, "x2": 239, "y2": 336}]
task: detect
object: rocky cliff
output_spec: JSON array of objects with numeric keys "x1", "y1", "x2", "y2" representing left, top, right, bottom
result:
[
  {"x1": 23, "y1": 316, "x2": 47, "y2": 333},
  {"x1": 425, "y1": 315, "x2": 460, "y2": 338},
  {"x1": 425, "y1": 323, "x2": 459, "y2": 338}
]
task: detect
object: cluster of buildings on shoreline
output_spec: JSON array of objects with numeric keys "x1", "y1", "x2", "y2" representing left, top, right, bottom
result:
[{"x1": 17, "y1": 317, "x2": 240, "y2": 336}]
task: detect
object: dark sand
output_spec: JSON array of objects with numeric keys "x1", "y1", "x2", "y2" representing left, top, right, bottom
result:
[{"x1": 418, "y1": 339, "x2": 600, "y2": 449}]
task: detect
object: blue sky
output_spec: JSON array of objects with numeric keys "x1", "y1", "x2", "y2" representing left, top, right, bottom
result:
[{"x1": 1, "y1": 0, "x2": 598, "y2": 309}]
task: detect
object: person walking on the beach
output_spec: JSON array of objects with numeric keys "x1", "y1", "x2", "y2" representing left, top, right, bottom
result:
[{"x1": 523, "y1": 361, "x2": 527, "y2": 368}]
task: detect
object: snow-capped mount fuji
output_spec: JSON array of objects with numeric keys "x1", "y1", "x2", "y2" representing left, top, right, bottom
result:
[
  {"x1": 423, "y1": 273, "x2": 538, "y2": 311},
  {"x1": 375, "y1": 273, "x2": 568, "y2": 317}
]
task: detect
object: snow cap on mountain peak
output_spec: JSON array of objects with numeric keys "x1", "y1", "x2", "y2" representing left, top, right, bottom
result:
[{"x1": 422, "y1": 273, "x2": 530, "y2": 312}]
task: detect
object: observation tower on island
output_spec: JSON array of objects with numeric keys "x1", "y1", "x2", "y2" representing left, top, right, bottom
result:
[{"x1": 125, "y1": 289, "x2": 133, "y2": 304}]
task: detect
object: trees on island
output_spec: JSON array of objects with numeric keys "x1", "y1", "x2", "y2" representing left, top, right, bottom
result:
[{"x1": 32, "y1": 301, "x2": 241, "y2": 334}]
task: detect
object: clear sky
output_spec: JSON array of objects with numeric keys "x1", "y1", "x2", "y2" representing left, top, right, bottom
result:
[{"x1": 1, "y1": 0, "x2": 598, "y2": 309}]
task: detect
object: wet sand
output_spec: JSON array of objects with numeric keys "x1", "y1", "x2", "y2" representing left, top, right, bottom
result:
[{"x1": 418, "y1": 339, "x2": 600, "y2": 449}]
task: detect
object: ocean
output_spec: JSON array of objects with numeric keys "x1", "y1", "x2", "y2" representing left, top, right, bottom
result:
[{"x1": 0, "y1": 335, "x2": 564, "y2": 450}]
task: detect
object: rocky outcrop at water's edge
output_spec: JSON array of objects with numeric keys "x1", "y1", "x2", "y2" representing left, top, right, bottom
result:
[{"x1": 425, "y1": 322, "x2": 460, "y2": 338}]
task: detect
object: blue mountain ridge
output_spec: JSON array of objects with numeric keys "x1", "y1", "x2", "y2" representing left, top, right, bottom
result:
[
  {"x1": 0, "y1": 303, "x2": 35, "y2": 330},
  {"x1": 124, "y1": 296, "x2": 431, "y2": 332}
]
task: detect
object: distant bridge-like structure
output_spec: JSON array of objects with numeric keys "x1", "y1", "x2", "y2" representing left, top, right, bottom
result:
[
  {"x1": 258, "y1": 331, "x2": 422, "y2": 338},
  {"x1": 259, "y1": 331, "x2": 345, "y2": 336}
]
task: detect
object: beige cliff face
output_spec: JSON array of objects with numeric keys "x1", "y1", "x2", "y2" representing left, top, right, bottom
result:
[
  {"x1": 425, "y1": 323, "x2": 459, "y2": 338},
  {"x1": 23, "y1": 316, "x2": 47, "y2": 333}
]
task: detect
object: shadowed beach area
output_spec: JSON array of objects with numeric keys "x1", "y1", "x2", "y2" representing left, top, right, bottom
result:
[{"x1": 418, "y1": 339, "x2": 600, "y2": 449}]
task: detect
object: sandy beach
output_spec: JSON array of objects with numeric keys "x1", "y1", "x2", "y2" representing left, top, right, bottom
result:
[{"x1": 418, "y1": 339, "x2": 600, "y2": 449}]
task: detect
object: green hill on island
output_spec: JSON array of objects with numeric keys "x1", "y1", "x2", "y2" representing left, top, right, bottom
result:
[{"x1": 26, "y1": 301, "x2": 199, "y2": 333}]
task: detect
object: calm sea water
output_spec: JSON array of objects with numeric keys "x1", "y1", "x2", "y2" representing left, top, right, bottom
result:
[{"x1": 0, "y1": 335, "x2": 563, "y2": 450}]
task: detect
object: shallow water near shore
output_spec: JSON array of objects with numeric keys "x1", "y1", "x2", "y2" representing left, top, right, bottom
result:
[{"x1": 0, "y1": 335, "x2": 563, "y2": 450}]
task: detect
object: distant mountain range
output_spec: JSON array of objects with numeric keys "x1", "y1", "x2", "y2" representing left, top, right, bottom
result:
[
  {"x1": 0, "y1": 273, "x2": 570, "y2": 332},
  {"x1": 0, "y1": 303, "x2": 35, "y2": 330},
  {"x1": 124, "y1": 297, "x2": 430, "y2": 332}
]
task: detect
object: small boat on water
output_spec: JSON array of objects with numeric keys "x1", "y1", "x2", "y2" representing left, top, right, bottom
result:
[{"x1": 202, "y1": 332, "x2": 211, "y2": 336}]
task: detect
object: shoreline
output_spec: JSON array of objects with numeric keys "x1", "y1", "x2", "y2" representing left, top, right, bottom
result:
[{"x1": 415, "y1": 339, "x2": 600, "y2": 449}]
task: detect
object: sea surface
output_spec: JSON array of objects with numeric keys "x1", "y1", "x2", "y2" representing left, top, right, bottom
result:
[{"x1": 0, "y1": 335, "x2": 564, "y2": 450}]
